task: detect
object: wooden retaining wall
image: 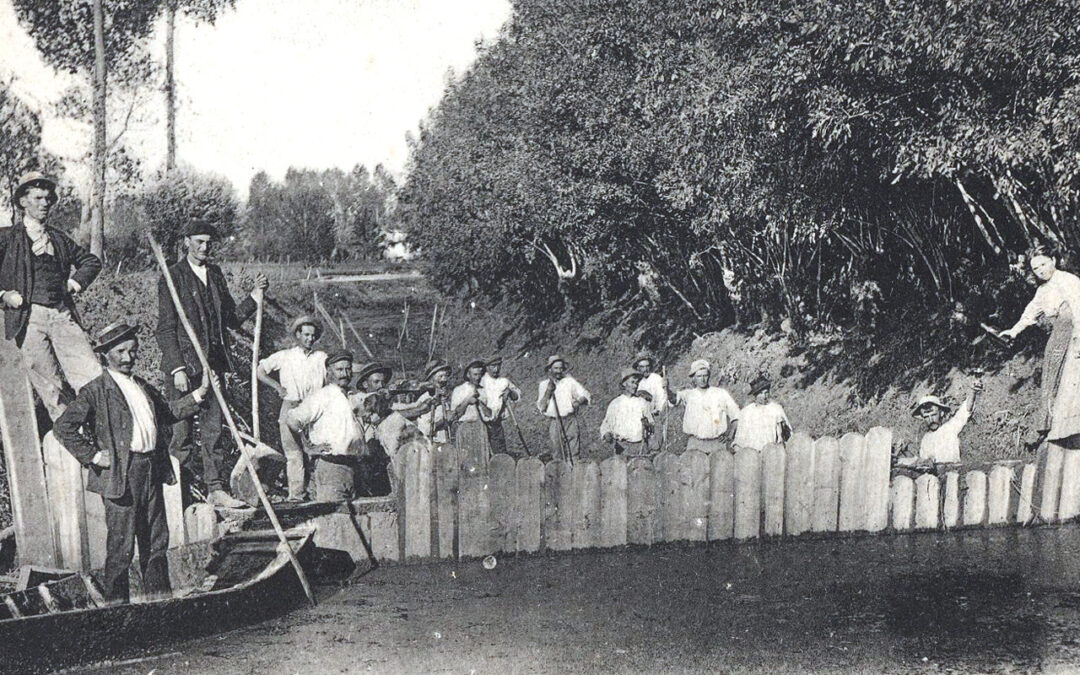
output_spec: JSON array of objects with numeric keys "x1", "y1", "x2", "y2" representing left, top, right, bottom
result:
[{"x1": 359, "y1": 428, "x2": 1067, "y2": 563}]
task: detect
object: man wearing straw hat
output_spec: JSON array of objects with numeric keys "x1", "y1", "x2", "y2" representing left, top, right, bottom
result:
[
  {"x1": 256, "y1": 315, "x2": 327, "y2": 502},
  {"x1": 451, "y1": 359, "x2": 494, "y2": 468},
  {"x1": 415, "y1": 360, "x2": 453, "y2": 447},
  {"x1": 481, "y1": 356, "x2": 521, "y2": 456},
  {"x1": 600, "y1": 368, "x2": 654, "y2": 457},
  {"x1": 157, "y1": 220, "x2": 268, "y2": 509},
  {"x1": 54, "y1": 322, "x2": 212, "y2": 602},
  {"x1": 633, "y1": 353, "x2": 668, "y2": 451},
  {"x1": 0, "y1": 172, "x2": 102, "y2": 421},
  {"x1": 537, "y1": 354, "x2": 591, "y2": 459},
  {"x1": 907, "y1": 380, "x2": 982, "y2": 465},
  {"x1": 286, "y1": 350, "x2": 365, "y2": 502},
  {"x1": 733, "y1": 375, "x2": 792, "y2": 451},
  {"x1": 669, "y1": 359, "x2": 741, "y2": 454}
]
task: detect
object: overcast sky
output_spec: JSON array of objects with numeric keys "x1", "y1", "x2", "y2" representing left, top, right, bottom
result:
[{"x1": 0, "y1": 0, "x2": 511, "y2": 198}]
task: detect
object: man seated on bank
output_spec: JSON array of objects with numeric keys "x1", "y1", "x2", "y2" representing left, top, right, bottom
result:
[
  {"x1": 415, "y1": 361, "x2": 453, "y2": 447},
  {"x1": 600, "y1": 368, "x2": 655, "y2": 456},
  {"x1": 451, "y1": 359, "x2": 495, "y2": 467},
  {"x1": 537, "y1": 354, "x2": 591, "y2": 459},
  {"x1": 898, "y1": 380, "x2": 982, "y2": 468},
  {"x1": 481, "y1": 356, "x2": 521, "y2": 456},
  {"x1": 54, "y1": 322, "x2": 213, "y2": 603},
  {"x1": 0, "y1": 172, "x2": 103, "y2": 421},
  {"x1": 632, "y1": 353, "x2": 668, "y2": 451},
  {"x1": 256, "y1": 315, "x2": 327, "y2": 502},
  {"x1": 286, "y1": 350, "x2": 365, "y2": 502},
  {"x1": 667, "y1": 359, "x2": 741, "y2": 454},
  {"x1": 732, "y1": 375, "x2": 792, "y2": 450}
]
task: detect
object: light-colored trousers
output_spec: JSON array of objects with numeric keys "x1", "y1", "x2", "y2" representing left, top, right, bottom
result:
[
  {"x1": 547, "y1": 412, "x2": 581, "y2": 459},
  {"x1": 21, "y1": 305, "x2": 101, "y2": 420},
  {"x1": 278, "y1": 399, "x2": 308, "y2": 500}
]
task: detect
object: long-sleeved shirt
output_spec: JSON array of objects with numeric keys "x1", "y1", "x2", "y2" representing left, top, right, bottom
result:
[
  {"x1": 675, "y1": 386, "x2": 741, "y2": 440},
  {"x1": 259, "y1": 346, "x2": 327, "y2": 402},
  {"x1": 600, "y1": 394, "x2": 653, "y2": 443},
  {"x1": 1009, "y1": 270, "x2": 1080, "y2": 333},
  {"x1": 416, "y1": 389, "x2": 452, "y2": 443},
  {"x1": 480, "y1": 373, "x2": 520, "y2": 419},
  {"x1": 287, "y1": 383, "x2": 363, "y2": 456},
  {"x1": 536, "y1": 376, "x2": 591, "y2": 418},
  {"x1": 733, "y1": 401, "x2": 790, "y2": 450},
  {"x1": 451, "y1": 381, "x2": 491, "y2": 423},
  {"x1": 919, "y1": 399, "x2": 971, "y2": 464},
  {"x1": 636, "y1": 372, "x2": 669, "y2": 415},
  {"x1": 108, "y1": 369, "x2": 157, "y2": 453}
]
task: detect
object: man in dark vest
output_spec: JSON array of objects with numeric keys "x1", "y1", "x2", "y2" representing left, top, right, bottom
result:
[
  {"x1": 156, "y1": 221, "x2": 268, "y2": 509},
  {"x1": 54, "y1": 322, "x2": 211, "y2": 602},
  {"x1": 0, "y1": 172, "x2": 102, "y2": 420}
]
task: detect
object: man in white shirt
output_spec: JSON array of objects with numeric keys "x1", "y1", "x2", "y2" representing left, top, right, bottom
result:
[
  {"x1": 733, "y1": 376, "x2": 792, "y2": 451},
  {"x1": 537, "y1": 354, "x2": 591, "y2": 460},
  {"x1": 601, "y1": 368, "x2": 654, "y2": 456},
  {"x1": 415, "y1": 361, "x2": 453, "y2": 446},
  {"x1": 670, "y1": 359, "x2": 741, "y2": 454},
  {"x1": 54, "y1": 322, "x2": 210, "y2": 602},
  {"x1": 480, "y1": 356, "x2": 521, "y2": 456},
  {"x1": 256, "y1": 315, "x2": 327, "y2": 501},
  {"x1": 633, "y1": 353, "x2": 668, "y2": 451},
  {"x1": 286, "y1": 350, "x2": 364, "y2": 502},
  {"x1": 911, "y1": 381, "x2": 982, "y2": 464}
]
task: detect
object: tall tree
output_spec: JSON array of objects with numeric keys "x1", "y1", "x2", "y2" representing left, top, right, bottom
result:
[
  {"x1": 163, "y1": 0, "x2": 236, "y2": 172},
  {"x1": 13, "y1": 0, "x2": 159, "y2": 257}
]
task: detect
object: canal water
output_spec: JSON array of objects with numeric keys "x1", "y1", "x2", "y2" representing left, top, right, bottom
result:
[{"x1": 94, "y1": 525, "x2": 1080, "y2": 673}]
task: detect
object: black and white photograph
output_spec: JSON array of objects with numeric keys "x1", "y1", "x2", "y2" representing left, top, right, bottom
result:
[{"x1": 0, "y1": 0, "x2": 1079, "y2": 672}]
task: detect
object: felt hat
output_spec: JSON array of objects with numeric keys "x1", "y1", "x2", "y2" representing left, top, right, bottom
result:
[
  {"x1": 289, "y1": 315, "x2": 322, "y2": 338},
  {"x1": 424, "y1": 360, "x2": 452, "y2": 381},
  {"x1": 94, "y1": 321, "x2": 138, "y2": 353},
  {"x1": 464, "y1": 359, "x2": 487, "y2": 372},
  {"x1": 182, "y1": 220, "x2": 219, "y2": 238},
  {"x1": 912, "y1": 395, "x2": 951, "y2": 415},
  {"x1": 688, "y1": 359, "x2": 711, "y2": 377},
  {"x1": 632, "y1": 353, "x2": 655, "y2": 369},
  {"x1": 620, "y1": 367, "x2": 642, "y2": 385},
  {"x1": 486, "y1": 356, "x2": 503, "y2": 366},
  {"x1": 326, "y1": 350, "x2": 354, "y2": 367},
  {"x1": 13, "y1": 171, "x2": 57, "y2": 205},
  {"x1": 545, "y1": 354, "x2": 568, "y2": 371},
  {"x1": 356, "y1": 361, "x2": 392, "y2": 385},
  {"x1": 749, "y1": 376, "x2": 772, "y2": 396}
]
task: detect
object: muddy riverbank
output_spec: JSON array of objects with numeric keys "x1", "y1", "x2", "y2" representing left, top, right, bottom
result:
[{"x1": 86, "y1": 525, "x2": 1080, "y2": 673}]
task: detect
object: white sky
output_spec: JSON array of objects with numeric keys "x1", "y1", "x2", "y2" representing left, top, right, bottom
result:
[{"x1": 0, "y1": 0, "x2": 511, "y2": 199}]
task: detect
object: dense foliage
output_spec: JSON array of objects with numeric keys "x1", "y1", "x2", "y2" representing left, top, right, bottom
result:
[{"x1": 399, "y1": 0, "x2": 1080, "y2": 342}]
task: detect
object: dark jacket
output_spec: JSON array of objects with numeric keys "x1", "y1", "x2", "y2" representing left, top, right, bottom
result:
[
  {"x1": 54, "y1": 370, "x2": 202, "y2": 499},
  {"x1": 156, "y1": 258, "x2": 256, "y2": 377},
  {"x1": 0, "y1": 224, "x2": 101, "y2": 345}
]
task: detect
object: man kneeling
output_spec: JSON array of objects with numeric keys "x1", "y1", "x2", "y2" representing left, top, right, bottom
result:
[{"x1": 54, "y1": 322, "x2": 211, "y2": 603}]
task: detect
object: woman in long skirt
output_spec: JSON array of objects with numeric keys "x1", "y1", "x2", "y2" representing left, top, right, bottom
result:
[{"x1": 998, "y1": 251, "x2": 1080, "y2": 446}]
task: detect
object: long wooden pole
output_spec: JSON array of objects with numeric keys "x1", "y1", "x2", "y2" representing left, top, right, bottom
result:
[
  {"x1": 148, "y1": 234, "x2": 315, "y2": 607},
  {"x1": 251, "y1": 294, "x2": 263, "y2": 441},
  {"x1": 342, "y1": 314, "x2": 375, "y2": 359}
]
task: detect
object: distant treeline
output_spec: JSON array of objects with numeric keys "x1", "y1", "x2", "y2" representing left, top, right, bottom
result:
[{"x1": 399, "y1": 0, "x2": 1080, "y2": 342}]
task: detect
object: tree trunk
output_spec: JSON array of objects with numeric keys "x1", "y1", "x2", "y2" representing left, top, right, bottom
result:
[
  {"x1": 91, "y1": 0, "x2": 107, "y2": 258},
  {"x1": 165, "y1": 1, "x2": 176, "y2": 172}
]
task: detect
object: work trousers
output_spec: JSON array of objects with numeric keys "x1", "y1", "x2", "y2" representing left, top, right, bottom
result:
[
  {"x1": 686, "y1": 436, "x2": 728, "y2": 454},
  {"x1": 278, "y1": 399, "x2": 308, "y2": 500},
  {"x1": 167, "y1": 370, "x2": 227, "y2": 493},
  {"x1": 614, "y1": 439, "x2": 647, "y2": 457},
  {"x1": 102, "y1": 453, "x2": 171, "y2": 603},
  {"x1": 313, "y1": 456, "x2": 356, "y2": 503},
  {"x1": 547, "y1": 412, "x2": 581, "y2": 459},
  {"x1": 486, "y1": 419, "x2": 509, "y2": 456},
  {"x1": 21, "y1": 304, "x2": 101, "y2": 421}
]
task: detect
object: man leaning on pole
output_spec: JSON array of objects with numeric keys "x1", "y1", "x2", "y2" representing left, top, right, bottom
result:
[
  {"x1": 156, "y1": 220, "x2": 268, "y2": 509},
  {"x1": 536, "y1": 354, "x2": 591, "y2": 459},
  {"x1": 0, "y1": 172, "x2": 102, "y2": 420}
]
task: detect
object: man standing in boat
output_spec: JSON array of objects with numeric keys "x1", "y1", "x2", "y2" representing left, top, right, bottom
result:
[
  {"x1": 0, "y1": 172, "x2": 103, "y2": 421},
  {"x1": 255, "y1": 315, "x2": 327, "y2": 502},
  {"x1": 157, "y1": 221, "x2": 268, "y2": 509},
  {"x1": 54, "y1": 322, "x2": 212, "y2": 603}
]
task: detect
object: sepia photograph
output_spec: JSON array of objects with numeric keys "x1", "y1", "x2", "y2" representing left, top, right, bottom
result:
[{"x1": 0, "y1": 0, "x2": 1079, "y2": 672}]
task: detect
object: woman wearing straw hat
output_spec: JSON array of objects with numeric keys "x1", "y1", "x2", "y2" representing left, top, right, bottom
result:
[
  {"x1": 733, "y1": 376, "x2": 792, "y2": 450},
  {"x1": 669, "y1": 359, "x2": 741, "y2": 454},
  {"x1": 536, "y1": 354, "x2": 591, "y2": 460},
  {"x1": 451, "y1": 359, "x2": 494, "y2": 468},
  {"x1": 600, "y1": 368, "x2": 654, "y2": 457}
]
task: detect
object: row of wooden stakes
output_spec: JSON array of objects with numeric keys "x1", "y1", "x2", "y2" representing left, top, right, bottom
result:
[{"x1": 364, "y1": 427, "x2": 1075, "y2": 562}]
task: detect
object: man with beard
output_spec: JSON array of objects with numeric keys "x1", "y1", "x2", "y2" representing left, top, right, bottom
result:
[{"x1": 910, "y1": 380, "x2": 983, "y2": 465}]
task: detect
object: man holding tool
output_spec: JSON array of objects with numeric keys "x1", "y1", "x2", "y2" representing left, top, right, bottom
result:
[{"x1": 536, "y1": 354, "x2": 591, "y2": 460}]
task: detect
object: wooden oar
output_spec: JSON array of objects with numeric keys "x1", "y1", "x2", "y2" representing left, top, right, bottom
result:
[
  {"x1": 251, "y1": 291, "x2": 263, "y2": 442},
  {"x1": 148, "y1": 233, "x2": 315, "y2": 607}
]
